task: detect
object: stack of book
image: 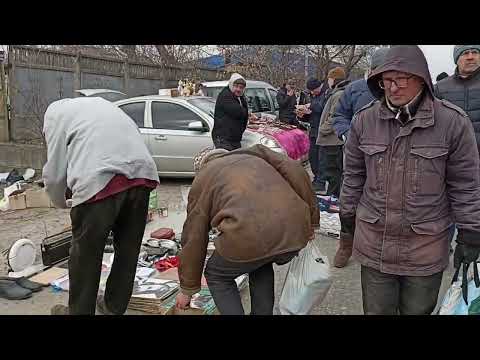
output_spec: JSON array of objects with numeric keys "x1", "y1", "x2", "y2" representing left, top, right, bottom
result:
[{"x1": 128, "y1": 278, "x2": 180, "y2": 314}]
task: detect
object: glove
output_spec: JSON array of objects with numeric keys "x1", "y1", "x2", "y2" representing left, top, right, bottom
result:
[
  {"x1": 453, "y1": 229, "x2": 480, "y2": 305},
  {"x1": 340, "y1": 215, "x2": 355, "y2": 238}
]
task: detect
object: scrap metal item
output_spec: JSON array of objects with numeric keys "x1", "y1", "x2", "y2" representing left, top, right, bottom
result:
[{"x1": 41, "y1": 231, "x2": 72, "y2": 267}]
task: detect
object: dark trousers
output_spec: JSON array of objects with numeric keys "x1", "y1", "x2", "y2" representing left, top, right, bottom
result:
[
  {"x1": 309, "y1": 136, "x2": 325, "y2": 186},
  {"x1": 204, "y1": 251, "x2": 298, "y2": 315},
  {"x1": 213, "y1": 137, "x2": 241, "y2": 151},
  {"x1": 320, "y1": 145, "x2": 343, "y2": 197},
  {"x1": 68, "y1": 186, "x2": 150, "y2": 315},
  {"x1": 361, "y1": 265, "x2": 443, "y2": 315}
]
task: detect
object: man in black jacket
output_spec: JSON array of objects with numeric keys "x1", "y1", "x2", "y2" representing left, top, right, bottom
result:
[
  {"x1": 277, "y1": 79, "x2": 298, "y2": 125},
  {"x1": 306, "y1": 78, "x2": 328, "y2": 192},
  {"x1": 435, "y1": 45, "x2": 480, "y2": 154},
  {"x1": 212, "y1": 73, "x2": 249, "y2": 151}
]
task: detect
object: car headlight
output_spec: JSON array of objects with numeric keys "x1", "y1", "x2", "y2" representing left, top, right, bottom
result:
[{"x1": 260, "y1": 136, "x2": 279, "y2": 148}]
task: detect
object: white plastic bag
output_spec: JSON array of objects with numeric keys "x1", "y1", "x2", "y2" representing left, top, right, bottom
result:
[
  {"x1": 439, "y1": 263, "x2": 480, "y2": 315},
  {"x1": 279, "y1": 238, "x2": 332, "y2": 315}
]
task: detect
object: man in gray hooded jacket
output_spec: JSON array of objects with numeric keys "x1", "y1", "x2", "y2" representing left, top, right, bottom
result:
[
  {"x1": 341, "y1": 45, "x2": 480, "y2": 315},
  {"x1": 43, "y1": 97, "x2": 159, "y2": 315},
  {"x1": 330, "y1": 47, "x2": 388, "y2": 269}
]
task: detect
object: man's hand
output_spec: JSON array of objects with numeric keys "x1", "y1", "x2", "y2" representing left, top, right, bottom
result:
[
  {"x1": 175, "y1": 292, "x2": 192, "y2": 310},
  {"x1": 295, "y1": 108, "x2": 305, "y2": 118},
  {"x1": 249, "y1": 113, "x2": 258, "y2": 122}
]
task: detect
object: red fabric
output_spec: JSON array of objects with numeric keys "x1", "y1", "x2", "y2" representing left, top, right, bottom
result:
[
  {"x1": 86, "y1": 174, "x2": 158, "y2": 204},
  {"x1": 154, "y1": 256, "x2": 180, "y2": 272}
]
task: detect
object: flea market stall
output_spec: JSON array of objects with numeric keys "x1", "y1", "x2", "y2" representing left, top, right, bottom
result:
[{"x1": 2, "y1": 184, "x2": 250, "y2": 315}]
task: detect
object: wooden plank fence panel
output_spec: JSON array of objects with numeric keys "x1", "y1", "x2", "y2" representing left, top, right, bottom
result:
[{"x1": 7, "y1": 46, "x2": 225, "y2": 142}]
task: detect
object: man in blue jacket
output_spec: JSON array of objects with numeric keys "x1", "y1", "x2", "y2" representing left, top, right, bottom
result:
[
  {"x1": 330, "y1": 47, "x2": 388, "y2": 268},
  {"x1": 332, "y1": 47, "x2": 389, "y2": 140}
]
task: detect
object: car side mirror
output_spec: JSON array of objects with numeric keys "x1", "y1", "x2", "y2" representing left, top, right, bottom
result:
[{"x1": 188, "y1": 121, "x2": 207, "y2": 132}]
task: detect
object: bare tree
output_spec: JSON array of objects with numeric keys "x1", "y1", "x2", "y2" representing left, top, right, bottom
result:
[
  {"x1": 26, "y1": 45, "x2": 220, "y2": 72},
  {"x1": 214, "y1": 45, "x2": 376, "y2": 86},
  {"x1": 154, "y1": 45, "x2": 177, "y2": 66},
  {"x1": 217, "y1": 45, "x2": 305, "y2": 87},
  {"x1": 306, "y1": 45, "x2": 376, "y2": 80},
  {"x1": 121, "y1": 45, "x2": 137, "y2": 60}
]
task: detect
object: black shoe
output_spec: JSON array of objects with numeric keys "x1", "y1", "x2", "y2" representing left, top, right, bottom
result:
[
  {"x1": 96, "y1": 295, "x2": 117, "y2": 315},
  {"x1": 0, "y1": 279, "x2": 33, "y2": 300}
]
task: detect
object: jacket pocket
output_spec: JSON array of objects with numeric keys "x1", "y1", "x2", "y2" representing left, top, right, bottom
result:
[
  {"x1": 410, "y1": 147, "x2": 448, "y2": 159},
  {"x1": 359, "y1": 144, "x2": 388, "y2": 193},
  {"x1": 356, "y1": 204, "x2": 380, "y2": 224},
  {"x1": 411, "y1": 215, "x2": 452, "y2": 235},
  {"x1": 409, "y1": 146, "x2": 448, "y2": 195},
  {"x1": 354, "y1": 205, "x2": 383, "y2": 262},
  {"x1": 407, "y1": 215, "x2": 452, "y2": 268}
]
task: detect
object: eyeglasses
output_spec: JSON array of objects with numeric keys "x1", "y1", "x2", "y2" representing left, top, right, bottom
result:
[
  {"x1": 379, "y1": 75, "x2": 414, "y2": 90},
  {"x1": 461, "y1": 49, "x2": 480, "y2": 57}
]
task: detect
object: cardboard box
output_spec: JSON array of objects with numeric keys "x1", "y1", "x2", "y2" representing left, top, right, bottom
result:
[
  {"x1": 8, "y1": 193, "x2": 27, "y2": 210},
  {"x1": 25, "y1": 189, "x2": 54, "y2": 208},
  {"x1": 29, "y1": 267, "x2": 68, "y2": 286},
  {"x1": 5, "y1": 182, "x2": 25, "y2": 197},
  {"x1": 158, "y1": 88, "x2": 179, "y2": 97}
]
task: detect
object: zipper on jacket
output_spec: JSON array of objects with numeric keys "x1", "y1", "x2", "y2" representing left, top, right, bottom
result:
[
  {"x1": 465, "y1": 84, "x2": 469, "y2": 112},
  {"x1": 411, "y1": 158, "x2": 418, "y2": 193},
  {"x1": 377, "y1": 156, "x2": 384, "y2": 192},
  {"x1": 399, "y1": 134, "x2": 412, "y2": 266},
  {"x1": 381, "y1": 137, "x2": 395, "y2": 270}
]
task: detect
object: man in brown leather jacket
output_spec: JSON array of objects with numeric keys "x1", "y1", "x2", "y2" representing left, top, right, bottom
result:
[
  {"x1": 175, "y1": 145, "x2": 319, "y2": 315},
  {"x1": 341, "y1": 45, "x2": 480, "y2": 315}
]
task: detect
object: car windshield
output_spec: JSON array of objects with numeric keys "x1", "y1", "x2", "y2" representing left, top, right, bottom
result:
[
  {"x1": 187, "y1": 98, "x2": 216, "y2": 117},
  {"x1": 202, "y1": 87, "x2": 224, "y2": 100}
]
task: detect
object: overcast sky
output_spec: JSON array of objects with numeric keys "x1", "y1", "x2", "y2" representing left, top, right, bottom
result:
[{"x1": 418, "y1": 45, "x2": 455, "y2": 80}]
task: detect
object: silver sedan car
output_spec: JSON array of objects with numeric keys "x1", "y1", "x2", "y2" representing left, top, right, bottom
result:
[{"x1": 115, "y1": 95, "x2": 287, "y2": 177}]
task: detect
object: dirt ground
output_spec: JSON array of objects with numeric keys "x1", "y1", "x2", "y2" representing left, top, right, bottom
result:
[{"x1": 0, "y1": 178, "x2": 455, "y2": 315}]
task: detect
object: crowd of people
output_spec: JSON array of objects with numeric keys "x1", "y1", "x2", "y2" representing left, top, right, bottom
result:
[
  {"x1": 179, "y1": 44, "x2": 480, "y2": 315},
  {"x1": 41, "y1": 44, "x2": 480, "y2": 315}
]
